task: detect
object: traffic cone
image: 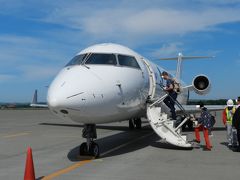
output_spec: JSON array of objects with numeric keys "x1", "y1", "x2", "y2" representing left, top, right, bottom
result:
[{"x1": 24, "y1": 147, "x2": 36, "y2": 180}]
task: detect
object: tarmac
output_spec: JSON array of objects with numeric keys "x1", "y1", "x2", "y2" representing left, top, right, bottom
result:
[{"x1": 0, "y1": 109, "x2": 240, "y2": 180}]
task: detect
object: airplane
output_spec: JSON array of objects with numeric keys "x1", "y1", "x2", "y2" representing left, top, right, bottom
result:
[{"x1": 31, "y1": 43, "x2": 222, "y2": 157}]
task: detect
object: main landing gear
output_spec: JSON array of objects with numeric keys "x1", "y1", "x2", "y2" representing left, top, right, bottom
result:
[
  {"x1": 129, "y1": 118, "x2": 142, "y2": 130},
  {"x1": 175, "y1": 115, "x2": 193, "y2": 131},
  {"x1": 79, "y1": 124, "x2": 100, "y2": 158}
]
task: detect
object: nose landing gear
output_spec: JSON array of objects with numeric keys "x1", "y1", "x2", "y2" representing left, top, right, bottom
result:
[
  {"x1": 79, "y1": 124, "x2": 100, "y2": 158},
  {"x1": 129, "y1": 118, "x2": 142, "y2": 130}
]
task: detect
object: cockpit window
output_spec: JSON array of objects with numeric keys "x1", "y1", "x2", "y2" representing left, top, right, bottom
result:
[
  {"x1": 65, "y1": 54, "x2": 87, "y2": 66},
  {"x1": 118, "y1": 55, "x2": 140, "y2": 69},
  {"x1": 85, "y1": 53, "x2": 117, "y2": 65}
]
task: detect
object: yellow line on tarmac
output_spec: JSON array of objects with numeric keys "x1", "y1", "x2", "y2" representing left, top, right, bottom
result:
[
  {"x1": 3, "y1": 132, "x2": 31, "y2": 138},
  {"x1": 42, "y1": 132, "x2": 154, "y2": 179},
  {"x1": 42, "y1": 159, "x2": 93, "y2": 180}
]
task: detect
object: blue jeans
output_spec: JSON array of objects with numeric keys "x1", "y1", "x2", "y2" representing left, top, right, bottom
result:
[{"x1": 164, "y1": 92, "x2": 177, "y2": 120}]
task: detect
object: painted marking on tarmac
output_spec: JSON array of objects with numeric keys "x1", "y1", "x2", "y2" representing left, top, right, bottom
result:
[
  {"x1": 42, "y1": 132, "x2": 154, "y2": 179},
  {"x1": 3, "y1": 132, "x2": 31, "y2": 138},
  {"x1": 42, "y1": 159, "x2": 93, "y2": 180}
]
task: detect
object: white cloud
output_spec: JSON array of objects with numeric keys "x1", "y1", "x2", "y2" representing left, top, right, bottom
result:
[
  {"x1": 0, "y1": 74, "x2": 15, "y2": 82},
  {"x1": 0, "y1": 34, "x2": 70, "y2": 83},
  {"x1": 1, "y1": 1, "x2": 240, "y2": 44},
  {"x1": 0, "y1": 34, "x2": 70, "y2": 63},
  {"x1": 150, "y1": 42, "x2": 183, "y2": 58},
  {"x1": 18, "y1": 65, "x2": 60, "y2": 81},
  {"x1": 195, "y1": 0, "x2": 240, "y2": 5},
  {"x1": 41, "y1": 6, "x2": 240, "y2": 40}
]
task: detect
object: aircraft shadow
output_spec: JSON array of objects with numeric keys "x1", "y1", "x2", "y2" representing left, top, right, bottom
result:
[
  {"x1": 67, "y1": 128, "x2": 193, "y2": 161},
  {"x1": 212, "y1": 127, "x2": 226, "y2": 131},
  {"x1": 40, "y1": 122, "x2": 195, "y2": 161}
]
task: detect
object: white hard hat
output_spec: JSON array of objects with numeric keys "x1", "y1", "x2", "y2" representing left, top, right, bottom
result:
[{"x1": 227, "y1": 99, "x2": 234, "y2": 107}]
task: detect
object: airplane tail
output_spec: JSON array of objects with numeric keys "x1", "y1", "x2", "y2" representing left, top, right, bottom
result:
[
  {"x1": 32, "y1": 90, "x2": 38, "y2": 104},
  {"x1": 160, "y1": 53, "x2": 214, "y2": 82},
  {"x1": 30, "y1": 89, "x2": 48, "y2": 108}
]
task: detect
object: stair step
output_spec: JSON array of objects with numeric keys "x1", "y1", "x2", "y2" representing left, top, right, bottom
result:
[{"x1": 147, "y1": 105, "x2": 192, "y2": 148}]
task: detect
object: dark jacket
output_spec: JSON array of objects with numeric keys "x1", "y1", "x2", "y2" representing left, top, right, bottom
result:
[
  {"x1": 197, "y1": 107, "x2": 212, "y2": 129},
  {"x1": 233, "y1": 106, "x2": 240, "y2": 129}
]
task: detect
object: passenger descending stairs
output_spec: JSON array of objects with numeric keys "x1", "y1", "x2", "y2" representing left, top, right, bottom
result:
[{"x1": 142, "y1": 58, "x2": 192, "y2": 148}]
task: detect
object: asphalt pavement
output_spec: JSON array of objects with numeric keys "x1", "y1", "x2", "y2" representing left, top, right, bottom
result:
[{"x1": 0, "y1": 109, "x2": 239, "y2": 180}]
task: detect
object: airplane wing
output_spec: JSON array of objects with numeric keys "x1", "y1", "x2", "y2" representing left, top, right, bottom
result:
[
  {"x1": 176, "y1": 105, "x2": 225, "y2": 114},
  {"x1": 159, "y1": 56, "x2": 214, "y2": 60},
  {"x1": 30, "y1": 103, "x2": 48, "y2": 108}
]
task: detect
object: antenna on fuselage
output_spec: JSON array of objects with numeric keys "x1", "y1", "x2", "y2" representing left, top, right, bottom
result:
[{"x1": 159, "y1": 53, "x2": 214, "y2": 82}]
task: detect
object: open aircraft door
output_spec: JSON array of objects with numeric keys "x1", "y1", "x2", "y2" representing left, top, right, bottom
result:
[{"x1": 141, "y1": 58, "x2": 192, "y2": 148}]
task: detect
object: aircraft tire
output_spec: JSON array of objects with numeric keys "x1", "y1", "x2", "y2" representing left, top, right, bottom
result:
[
  {"x1": 135, "y1": 118, "x2": 142, "y2": 129},
  {"x1": 129, "y1": 119, "x2": 135, "y2": 130},
  {"x1": 187, "y1": 120, "x2": 193, "y2": 130},
  {"x1": 90, "y1": 142, "x2": 100, "y2": 158},
  {"x1": 79, "y1": 142, "x2": 88, "y2": 156}
]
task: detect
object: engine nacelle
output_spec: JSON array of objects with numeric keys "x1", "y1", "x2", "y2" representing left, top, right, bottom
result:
[{"x1": 192, "y1": 75, "x2": 211, "y2": 95}]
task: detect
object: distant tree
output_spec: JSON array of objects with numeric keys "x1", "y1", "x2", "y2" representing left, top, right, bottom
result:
[{"x1": 188, "y1": 99, "x2": 228, "y2": 105}]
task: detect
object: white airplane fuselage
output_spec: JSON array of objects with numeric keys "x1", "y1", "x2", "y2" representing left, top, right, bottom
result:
[{"x1": 47, "y1": 43, "x2": 188, "y2": 124}]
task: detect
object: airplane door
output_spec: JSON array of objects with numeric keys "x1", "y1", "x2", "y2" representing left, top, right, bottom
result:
[{"x1": 141, "y1": 58, "x2": 157, "y2": 100}]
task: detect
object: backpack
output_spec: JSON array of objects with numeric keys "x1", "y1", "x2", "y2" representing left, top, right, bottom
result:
[
  {"x1": 172, "y1": 78, "x2": 181, "y2": 94},
  {"x1": 200, "y1": 109, "x2": 214, "y2": 129},
  {"x1": 210, "y1": 115, "x2": 216, "y2": 128}
]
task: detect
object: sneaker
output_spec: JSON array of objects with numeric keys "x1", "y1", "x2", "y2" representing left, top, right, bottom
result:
[
  {"x1": 203, "y1": 147, "x2": 211, "y2": 151},
  {"x1": 233, "y1": 147, "x2": 240, "y2": 152},
  {"x1": 193, "y1": 139, "x2": 200, "y2": 143}
]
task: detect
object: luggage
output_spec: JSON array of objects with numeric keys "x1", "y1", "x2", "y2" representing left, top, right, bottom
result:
[
  {"x1": 172, "y1": 78, "x2": 181, "y2": 94},
  {"x1": 232, "y1": 128, "x2": 238, "y2": 146},
  {"x1": 200, "y1": 110, "x2": 214, "y2": 129}
]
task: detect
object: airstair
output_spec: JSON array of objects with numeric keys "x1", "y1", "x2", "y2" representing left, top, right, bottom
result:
[
  {"x1": 147, "y1": 103, "x2": 192, "y2": 148},
  {"x1": 142, "y1": 58, "x2": 192, "y2": 148}
]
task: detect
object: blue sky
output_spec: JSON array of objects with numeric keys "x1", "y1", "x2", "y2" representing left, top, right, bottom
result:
[{"x1": 0, "y1": 0, "x2": 240, "y2": 102}]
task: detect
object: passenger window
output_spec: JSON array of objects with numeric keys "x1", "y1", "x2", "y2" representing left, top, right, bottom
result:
[
  {"x1": 118, "y1": 55, "x2": 140, "y2": 69},
  {"x1": 85, "y1": 53, "x2": 117, "y2": 65},
  {"x1": 65, "y1": 54, "x2": 87, "y2": 66}
]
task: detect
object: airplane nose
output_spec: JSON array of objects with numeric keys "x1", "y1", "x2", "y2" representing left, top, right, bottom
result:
[
  {"x1": 47, "y1": 91, "x2": 67, "y2": 110},
  {"x1": 46, "y1": 65, "x2": 118, "y2": 123},
  {"x1": 47, "y1": 66, "x2": 94, "y2": 112},
  {"x1": 47, "y1": 96, "x2": 58, "y2": 108}
]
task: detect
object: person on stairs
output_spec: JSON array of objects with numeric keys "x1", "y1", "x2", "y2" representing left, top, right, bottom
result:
[{"x1": 161, "y1": 71, "x2": 177, "y2": 120}]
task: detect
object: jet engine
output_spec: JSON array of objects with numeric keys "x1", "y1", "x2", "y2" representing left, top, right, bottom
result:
[{"x1": 192, "y1": 75, "x2": 211, "y2": 95}]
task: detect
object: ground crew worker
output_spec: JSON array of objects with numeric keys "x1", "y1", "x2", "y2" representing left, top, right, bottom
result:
[
  {"x1": 161, "y1": 71, "x2": 177, "y2": 120},
  {"x1": 233, "y1": 97, "x2": 240, "y2": 151},
  {"x1": 194, "y1": 103, "x2": 212, "y2": 151},
  {"x1": 236, "y1": 97, "x2": 240, "y2": 109},
  {"x1": 222, "y1": 99, "x2": 236, "y2": 147}
]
